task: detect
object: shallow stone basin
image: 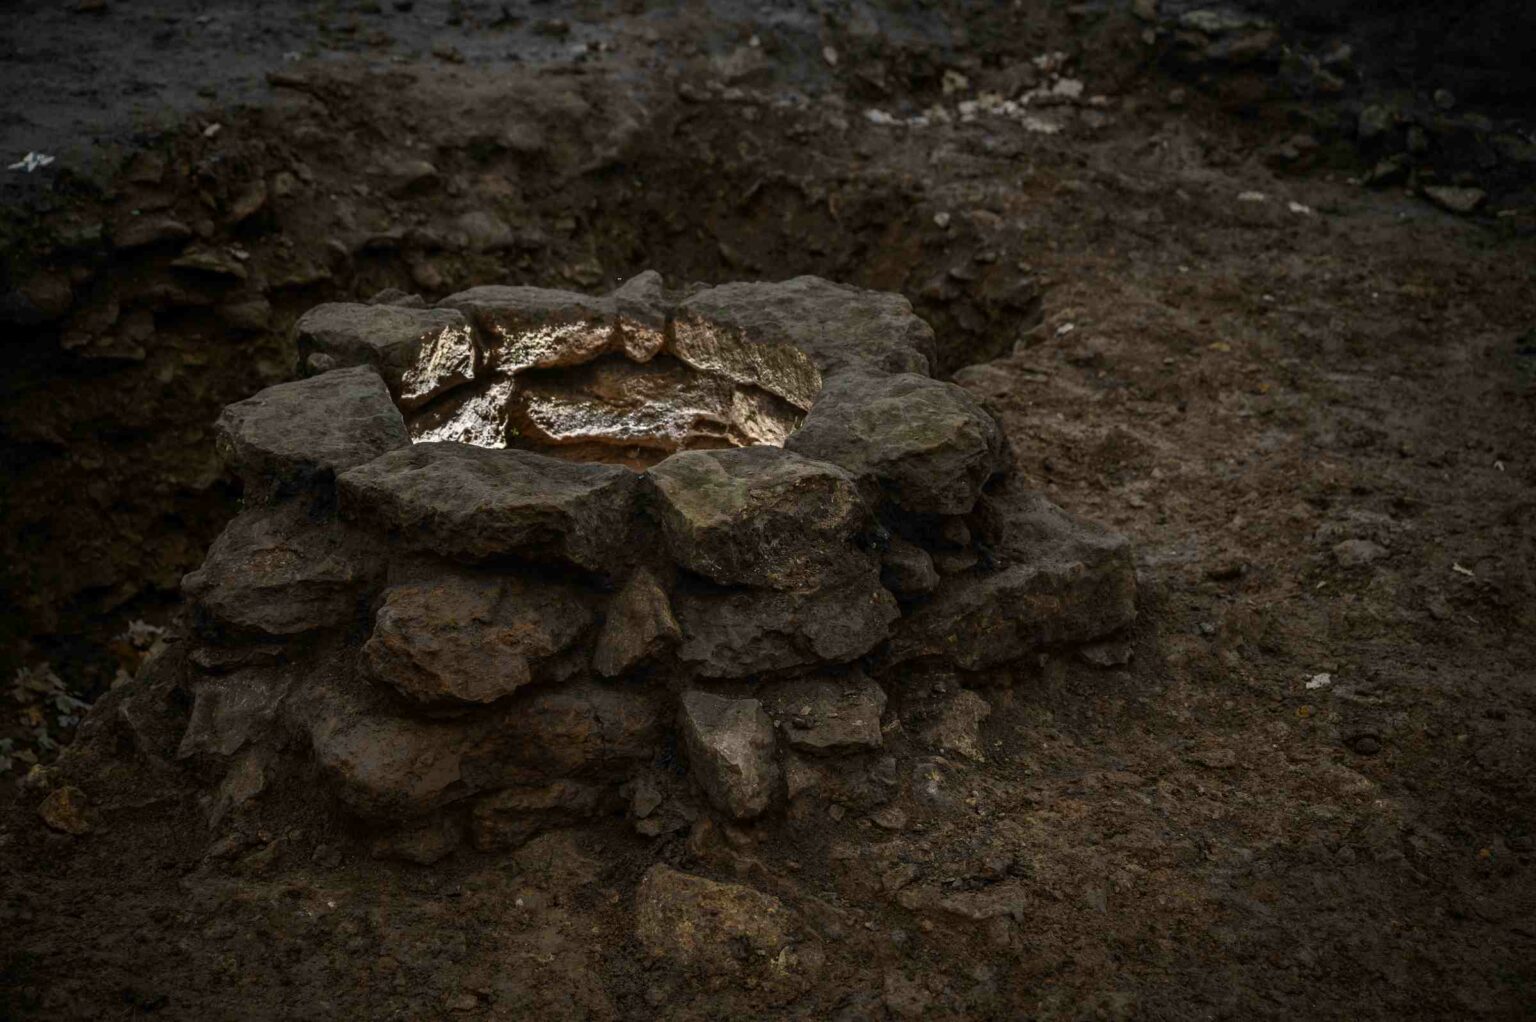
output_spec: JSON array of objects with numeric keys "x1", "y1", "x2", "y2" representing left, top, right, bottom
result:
[{"x1": 157, "y1": 273, "x2": 1138, "y2": 856}]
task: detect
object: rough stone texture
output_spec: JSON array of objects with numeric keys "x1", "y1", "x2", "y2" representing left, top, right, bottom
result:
[
  {"x1": 295, "y1": 303, "x2": 475, "y2": 408},
  {"x1": 646, "y1": 446, "x2": 874, "y2": 591},
  {"x1": 181, "y1": 504, "x2": 384, "y2": 638},
  {"x1": 337, "y1": 442, "x2": 640, "y2": 573},
  {"x1": 512, "y1": 355, "x2": 802, "y2": 453},
  {"x1": 439, "y1": 284, "x2": 617, "y2": 374},
  {"x1": 674, "y1": 580, "x2": 900, "y2": 678},
  {"x1": 676, "y1": 277, "x2": 936, "y2": 395},
  {"x1": 178, "y1": 668, "x2": 295, "y2": 759},
  {"x1": 470, "y1": 780, "x2": 607, "y2": 850},
  {"x1": 761, "y1": 672, "x2": 887, "y2": 755},
  {"x1": 609, "y1": 270, "x2": 670, "y2": 362},
  {"x1": 592, "y1": 567, "x2": 680, "y2": 678},
  {"x1": 786, "y1": 370, "x2": 1007, "y2": 515},
  {"x1": 888, "y1": 490, "x2": 1137, "y2": 671},
  {"x1": 880, "y1": 536, "x2": 940, "y2": 598},
  {"x1": 300, "y1": 677, "x2": 473, "y2": 819},
  {"x1": 635, "y1": 865, "x2": 793, "y2": 972},
  {"x1": 215, "y1": 366, "x2": 410, "y2": 501},
  {"x1": 481, "y1": 681, "x2": 663, "y2": 783},
  {"x1": 678, "y1": 690, "x2": 779, "y2": 818},
  {"x1": 407, "y1": 376, "x2": 517, "y2": 447},
  {"x1": 363, "y1": 571, "x2": 593, "y2": 704},
  {"x1": 920, "y1": 689, "x2": 991, "y2": 762}
]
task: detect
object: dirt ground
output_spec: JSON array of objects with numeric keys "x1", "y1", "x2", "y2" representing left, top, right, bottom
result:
[{"x1": 2, "y1": 2, "x2": 1534, "y2": 1019}]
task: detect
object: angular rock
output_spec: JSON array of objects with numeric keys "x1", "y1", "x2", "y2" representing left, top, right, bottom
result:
[
  {"x1": 181, "y1": 504, "x2": 384, "y2": 638},
  {"x1": 113, "y1": 215, "x2": 191, "y2": 250},
  {"x1": 674, "y1": 580, "x2": 899, "y2": 678},
  {"x1": 646, "y1": 446, "x2": 874, "y2": 591},
  {"x1": 337, "y1": 442, "x2": 640, "y2": 573},
  {"x1": 920, "y1": 689, "x2": 991, "y2": 762},
  {"x1": 363, "y1": 570, "x2": 593, "y2": 704},
  {"x1": 676, "y1": 278, "x2": 935, "y2": 407},
  {"x1": 178, "y1": 668, "x2": 296, "y2": 759},
  {"x1": 635, "y1": 865, "x2": 793, "y2": 971},
  {"x1": 786, "y1": 370, "x2": 1007, "y2": 515},
  {"x1": 610, "y1": 270, "x2": 669, "y2": 362},
  {"x1": 880, "y1": 537, "x2": 940, "y2": 598},
  {"x1": 470, "y1": 780, "x2": 606, "y2": 850},
  {"x1": 295, "y1": 303, "x2": 476, "y2": 408},
  {"x1": 679, "y1": 690, "x2": 779, "y2": 818},
  {"x1": 215, "y1": 366, "x2": 409, "y2": 501},
  {"x1": 1423, "y1": 186, "x2": 1486, "y2": 215},
  {"x1": 439, "y1": 285, "x2": 616, "y2": 374},
  {"x1": 592, "y1": 567, "x2": 680, "y2": 677},
  {"x1": 761, "y1": 672, "x2": 887, "y2": 755},
  {"x1": 888, "y1": 490, "x2": 1136, "y2": 671}
]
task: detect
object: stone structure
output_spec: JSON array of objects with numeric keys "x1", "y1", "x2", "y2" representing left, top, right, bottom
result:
[{"x1": 115, "y1": 273, "x2": 1137, "y2": 859}]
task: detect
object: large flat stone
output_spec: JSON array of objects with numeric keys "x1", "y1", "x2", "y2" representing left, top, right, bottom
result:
[
  {"x1": 674, "y1": 579, "x2": 899, "y2": 678},
  {"x1": 675, "y1": 277, "x2": 936, "y2": 405},
  {"x1": 363, "y1": 570, "x2": 593, "y2": 704},
  {"x1": 678, "y1": 690, "x2": 779, "y2": 819},
  {"x1": 295, "y1": 303, "x2": 475, "y2": 408},
  {"x1": 215, "y1": 366, "x2": 410, "y2": 501},
  {"x1": 476, "y1": 680, "x2": 664, "y2": 783},
  {"x1": 887, "y1": 490, "x2": 1137, "y2": 671},
  {"x1": 336, "y1": 442, "x2": 640, "y2": 573},
  {"x1": 786, "y1": 370, "x2": 1007, "y2": 516},
  {"x1": 181, "y1": 503, "x2": 384, "y2": 638},
  {"x1": 645, "y1": 446, "x2": 874, "y2": 591}
]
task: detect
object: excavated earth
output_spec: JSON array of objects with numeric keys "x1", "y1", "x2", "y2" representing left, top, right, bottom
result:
[{"x1": 2, "y1": 2, "x2": 1535, "y2": 1020}]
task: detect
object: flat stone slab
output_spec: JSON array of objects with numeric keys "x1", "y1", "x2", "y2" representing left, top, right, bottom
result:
[
  {"x1": 336, "y1": 441, "x2": 640, "y2": 573},
  {"x1": 216, "y1": 366, "x2": 409, "y2": 501},
  {"x1": 676, "y1": 277, "x2": 936, "y2": 397},
  {"x1": 181, "y1": 504, "x2": 384, "y2": 638},
  {"x1": 646, "y1": 446, "x2": 874, "y2": 591},
  {"x1": 363, "y1": 570, "x2": 593, "y2": 704},
  {"x1": 296, "y1": 303, "x2": 475, "y2": 408},
  {"x1": 888, "y1": 490, "x2": 1137, "y2": 671},
  {"x1": 678, "y1": 690, "x2": 779, "y2": 818},
  {"x1": 787, "y1": 370, "x2": 1007, "y2": 516},
  {"x1": 439, "y1": 284, "x2": 617, "y2": 375}
]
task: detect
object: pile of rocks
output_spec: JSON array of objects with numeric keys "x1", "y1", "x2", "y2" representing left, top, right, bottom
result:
[{"x1": 101, "y1": 273, "x2": 1136, "y2": 859}]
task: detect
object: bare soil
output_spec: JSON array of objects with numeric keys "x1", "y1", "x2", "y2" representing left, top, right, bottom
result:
[{"x1": 2, "y1": 2, "x2": 1533, "y2": 1019}]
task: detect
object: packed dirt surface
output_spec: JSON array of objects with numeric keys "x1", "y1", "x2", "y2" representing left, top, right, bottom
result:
[{"x1": 2, "y1": 2, "x2": 1534, "y2": 1020}]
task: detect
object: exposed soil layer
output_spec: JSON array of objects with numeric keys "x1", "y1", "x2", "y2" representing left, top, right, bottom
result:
[{"x1": 2, "y1": 3, "x2": 1534, "y2": 1020}]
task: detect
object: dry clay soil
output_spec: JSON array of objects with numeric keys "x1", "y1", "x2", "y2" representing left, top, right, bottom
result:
[{"x1": 1, "y1": 2, "x2": 1534, "y2": 1020}]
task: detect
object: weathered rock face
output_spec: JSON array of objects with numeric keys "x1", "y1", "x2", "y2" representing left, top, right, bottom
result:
[
  {"x1": 786, "y1": 370, "x2": 1008, "y2": 515},
  {"x1": 336, "y1": 442, "x2": 640, "y2": 573},
  {"x1": 679, "y1": 690, "x2": 780, "y2": 818},
  {"x1": 124, "y1": 272, "x2": 1137, "y2": 856},
  {"x1": 295, "y1": 303, "x2": 475, "y2": 408},
  {"x1": 363, "y1": 570, "x2": 593, "y2": 704},
  {"x1": 181, "y1": 503, "x2": 384, "y2": 638},
  {"x1": 215, "y1": 365, "x2": 409, "y2": 501},
  {"x1": 647, "y1": 446, "x2": 875, "y2": 591}
]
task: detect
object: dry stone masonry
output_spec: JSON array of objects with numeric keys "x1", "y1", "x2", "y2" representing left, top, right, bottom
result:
[{"x1": 119, "y1": 273, "x2": 1138, "y2": 858}]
